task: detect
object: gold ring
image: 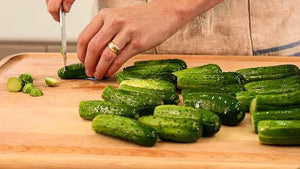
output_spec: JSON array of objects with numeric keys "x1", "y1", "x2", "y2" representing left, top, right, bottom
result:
[{"x1": 108, "y1": 42, "x2": 121, "y2": 55}]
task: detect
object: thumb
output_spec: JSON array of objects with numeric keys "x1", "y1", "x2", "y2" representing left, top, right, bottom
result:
[{"x1": 63, "y1": 0, "x2": 75, "y2": 12}]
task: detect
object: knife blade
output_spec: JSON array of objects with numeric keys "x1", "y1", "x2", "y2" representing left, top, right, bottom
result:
[{"x1": 59, "y1": 6, "x2": 67, "y2": 70}]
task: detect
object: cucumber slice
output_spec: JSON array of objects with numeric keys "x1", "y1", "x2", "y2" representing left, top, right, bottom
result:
[
  {"x1": 22, "y1": 83, "x2": 35, "y2": 94},
  {"x1": 30, "y1": 88, "x2": 43, "y2": 97},
  {"x1": 7, "y1": 77, "x2": 23, "y2": 92},
  {"x1": 45, "y1": 77, "x2": 58, "y2": 87}
]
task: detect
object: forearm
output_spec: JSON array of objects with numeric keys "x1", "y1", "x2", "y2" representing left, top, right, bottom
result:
[{"x1": 149, "y1": 0, "x2": 223, "y2": 31}]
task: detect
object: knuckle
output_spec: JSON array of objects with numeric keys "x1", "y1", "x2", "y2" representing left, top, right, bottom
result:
[
  {"x1": 102, "y1": 49, "x2": 116, "y2": 61},
  {"x1": 131, "y1": 39, "x2": 143, "y2": 51},
  {"x1": 125, "y1": 26, "x2": 137, "y2": 37},
  {"x1": 87, "y1": 41, "x2": 99, "y2": 54},
  {"x1": 109, "y1": 17, "x2": 124, "y2": 27},
  {"x1": 77, "y1": 33, "x2": 88, "y2": 46}
]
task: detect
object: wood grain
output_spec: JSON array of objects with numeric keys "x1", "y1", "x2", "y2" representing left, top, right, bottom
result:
[{"x1": 0, "y1": 53, "x2": 300, "y2": 169}]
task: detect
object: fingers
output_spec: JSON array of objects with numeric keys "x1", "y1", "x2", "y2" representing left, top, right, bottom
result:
[
  {"x1": 105, "y1": 44, "x2": 136, "y2": 77},
  {"x1": 63, "y1": 0, "x2": 75, "y2": 12},
  {"x1": 83, "y1": 24, "x2": 119, "y2": 77},
  {"x1": 94, "y1": 32, "x2": 130, "y2": 79},
  {"x1": 47, "y1": 0, "x2": 62, "y2": 21},
  {"x1": 77, "y1": 13, "x2": 104, "y2": 64}
]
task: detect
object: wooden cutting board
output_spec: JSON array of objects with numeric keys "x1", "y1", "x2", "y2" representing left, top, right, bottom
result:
[{"x1": 0, "y1": 53, "x2": 299, "y2": 169}]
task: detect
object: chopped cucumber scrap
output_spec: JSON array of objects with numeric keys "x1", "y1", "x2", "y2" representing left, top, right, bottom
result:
[
  {"x1": 22, "y1": 83, "x2": 35, "y2": 94},
  {"x1": 19, "y1": 73, "x2": 33, "y2": 85},
  {"x1": 30, "y1": 88, "x2": 43, "y2": 97},
  {"x1": 45, "y1": 77, "x2": 58, "y2": 87},
  {"x1": 7, "y1": 77, "x2": 23, "y2": 92}
]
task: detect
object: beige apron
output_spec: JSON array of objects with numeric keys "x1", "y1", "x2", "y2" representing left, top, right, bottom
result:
[{"x1": 94, "y1": 0, "x2": 300, "y2": 56}]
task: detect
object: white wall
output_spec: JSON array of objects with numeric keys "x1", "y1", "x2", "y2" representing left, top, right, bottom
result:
[{"x1": 0, "y1": 0, "x2": 95, "y2": 42}]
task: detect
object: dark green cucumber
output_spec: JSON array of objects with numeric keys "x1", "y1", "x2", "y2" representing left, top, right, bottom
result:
[
  {"x1": 92, "y1": 115, "x2": 157, "y2": 146},
  {"x1": 176, "y1": 74, "x2": 224, "y2": 89},
  {"x1": 225, "y1": 84, "x2": 246, "y2": 94},
  {"x1": 138, "y1": 116, "x2": 202, "y2": 142},
  {"x1": 58, "y1": 63, "x2": 88, "y2": 79},
  {"x1": 101, "y1": 86, "x2": 164, "y2": 116},
  {"x1": 258, "y1": 120, "x2": 300, "y2": 145},
  {"x1": 19, "y1": 73, "x2": 33, "y2": 85},
  {"x1": 251, "y1": 108, "x2": 300, "y2": 133},
  {"x1": 184, "y1": 93, "x2": 245, "y2": 126},
  {"x1": 6, "y1": 77, "x2": 23, "y2": 92},
  {"x1": 123, "y1": 64, "x2": 184, "y2": 76},
  {"x1": 222, "y1": 72, "x2": 245, "y2": 84},
  {"x1": 182, "y1": 86, "x2": 227, "y2": 98},
  {"x1": 119, "y1": 79, "x2": 176, "y2": 92},
  {"x1": 153, "y1": 105, "x2": 221, "y2": 137},
  {"x1": 79, "y1": 100, "x2": 138, "y2": 120},
  {"x1": 236, "y1": 64, "x2": 299, "y2": 83},
  {"x1": 244, "y1": 75, "x2": 300, "y2": 91},
  {"x1": 250, "y1": 91, "x2": 300, "y2": 113},
  {"x1": 116, "y1": 71, "x2": 177, "y2": 84},
  {"x1": 134, "y1": 59, "x2": 187, "y2": 69},
  {"x1": 118, "y1": 84, "x2": 179, "y2": 104},
  {"x1": 173, "y1": 64, "x2": 222, "y2": 76}
]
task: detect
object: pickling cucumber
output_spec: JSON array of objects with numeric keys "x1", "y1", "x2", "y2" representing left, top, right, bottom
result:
[
  {"x1": 250, "y1": 91, "x2": 300, "y2": 113},
  {"x1": 138, "y1": 116, "x2": 202, "y2": 142},
  {"x1": 184, "y1": 93, "x2": 245, "y2": 126},
  {"x1": 29, "y1": 88, "x2": 43, "y2": 97},
  {"x1": 116, "y1": 71, "x2": 177, "y2": 84},
  {"x1": 92, "y1": 115, "x2": 157, "y2": 146},
  {"x1": 6, "y1": 77, "x2": 23, "y2": 92},
  {"x1": 118, "y1": 84, "x2": 179, "y2": 104},
  {"x1": 45, "y1": 77, "x2": 58, "y2": 87},
  {"x1": 102, "y1": 85, "x2": 164, "y2": 116},
  {"x1": 22, "y1": 83, "x2": 35, "y2": 94},
  {"x1": 153, "y1": 105, "x2": 221, "y2": 137},
  {"x1": 173, "y1": 64, "x2": 222, "y2": 76},
  {"x1": 79, "y1": 100, "x2": 138, "y2": 120},
  {"x1": 19, "y1": 73, "x2": 33, "y2": 86},
  {"x1": 251, "y1": 108, "x2": 300, "y2": 133},
  {"x1": 58, "y1": 63, "x2": 88, "y2": 79},
  {"x1": 123, "y1": 64, "x2": 184, "y2": 76},
  {"x1": 258, "y1": 120, "x2": 300, "y2": 145},
  {"x1": 176, "y1": 74, "x2": 224, "y2": 89},
  {"x1": 134, "y1": 59, "x2": 187, "y2": 69},
  {"x1": 119, "y1": 79, "x2": 176, "y2": 92},
  {"x1": 236, "y1": 64, "x2": 299, "y2": 83},
  {"x1": 225, "y1": 84, "x2": 246, "y2": 94},
  {"x1": 223, "y1": 72, "x2": 245, "y2": 84}
]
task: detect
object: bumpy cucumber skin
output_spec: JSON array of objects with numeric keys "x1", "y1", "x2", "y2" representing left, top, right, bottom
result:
[
  {"x1": 173, "y1": 64, "x2": 222, "y2": 76},
  {"x1": 225, "y1": 84, "x2": 245, "y2": 94},
  {"x1": 251, "y1": 108, "x2": 300, "y2": 133},
  {"x1": 236, "y1": 64, "x2": 299, "y2": 83},
  {"x1": 176, "y1": 74, "x2": 224, "y2": 89},
  {"x1": 92, "y1": 115, "x2": 157, "y2": 147},
  {"x1": 22, "y1": 83, "x2": 35, "y2": 94},
  {"x1": 134, "y1": 59, "x2": 187, "y2": 69},
  {"x1": 258, "y1": 120, "x2": 300, "y2": 145},
  {"x1": 222, "y1": 72, "x2": 245, "y2": 84},
  {"x1": 154, "y1": 105, "x2": 221, "y2": 137},
  {"x1": 181, "y1": 85, "x2": 244, "y2": 98},
  {"x1": 102, "y1": 86, "x2": 164, "y2": 116},
  {"x1": 120, "y1": 79, "x2": 176, "y2": 92},
  {"x1": 6, "y1": 77, "x2": 23, "y2": 92},
  {"x1": 244, "y1": 75, "x2": 300, "y2": 91},
  {"x1": 123, "y1": 64, "x2": 184, "y2": 76},
  {"x1": 138, "y1": 116, "x2": 202, "y2": 142},
  {"x1": 119, "y1": 85, "x2": 179, "y2": 104},
  {"x1": 19, "y1": 73, "x2": 33, "y2": 85},
  {"x1": 184, "y1": 93, "x2": 245, "y2": 126},
  {"x1": 30, "y1": 88, "x2": 43, "y2": 97},
  {"x1": 79, "y1": 100, "x2": 138, "y2": 120},
  {"x1": 58, "y1": 63, "x2": 88, "y2": 79},
  {"x1": 116, "y1": 71, "x2": 177, "y2": 84},
  {"x1": 250, "y1": 91, "x2": 300, "y2": 113}
]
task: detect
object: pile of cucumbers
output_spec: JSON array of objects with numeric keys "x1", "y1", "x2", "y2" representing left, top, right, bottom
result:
[
  {"x1": 236, "y1": 65, "x2": 300, "y2": 145},
  {"x1": 58, "y1": 59, "x2": 300, "y2": 146}
]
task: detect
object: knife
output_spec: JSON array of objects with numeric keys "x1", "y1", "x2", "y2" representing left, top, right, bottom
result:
[{"x1": 59, "y1": 6, "x2": 67, "y2": 70}]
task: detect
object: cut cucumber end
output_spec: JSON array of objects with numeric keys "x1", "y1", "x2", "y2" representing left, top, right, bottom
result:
[
  {"x1": 22, "y1": 83, "x2": 35, "y2": 94},
  {"x1": 7, "y1": 77, "x2": 23, "y2": 92},
  {"x1": 45, "y1": 77, "x2": 58, "y2": 87},
  {"x1": 30, "y1": 88, "x2": 44, "y2": 97},
  {"x1": 249, "y1": 98, "x2": 257, "y2": 114}
]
